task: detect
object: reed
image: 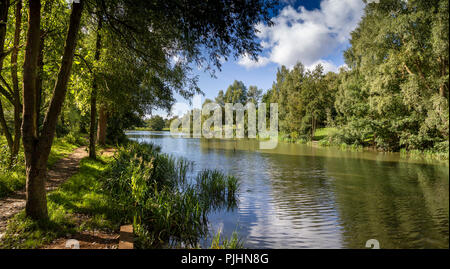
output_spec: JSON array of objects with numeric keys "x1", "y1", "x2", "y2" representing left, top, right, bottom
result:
[{"x1": 103, "y1": 141, "x2": 240, "y2": 248}]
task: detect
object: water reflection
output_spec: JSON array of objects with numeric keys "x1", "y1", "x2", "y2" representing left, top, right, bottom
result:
[{"x1": 126, "y1": 131, "x2": 449, "y2": 249}]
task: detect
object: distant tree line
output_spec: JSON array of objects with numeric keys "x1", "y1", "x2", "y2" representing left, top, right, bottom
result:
[{"x1": 199, "y1": 0, "x2": 448, "y2": 152}]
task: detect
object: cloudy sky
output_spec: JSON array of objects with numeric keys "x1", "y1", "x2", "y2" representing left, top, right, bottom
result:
[{"x1": 155, "y1": 0, "x2": 366, "y2": 118}]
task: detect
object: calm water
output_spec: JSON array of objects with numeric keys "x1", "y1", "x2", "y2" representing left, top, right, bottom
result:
[{"x1": 126, "y1": 131, "x2": 449, "y2": 249}]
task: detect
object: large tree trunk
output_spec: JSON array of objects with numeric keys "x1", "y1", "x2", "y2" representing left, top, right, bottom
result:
[
  {"x1": 22, "y1": 0, "x2": 45, "y2": 220},
  {"x1": 97, "y1": 104, "x2": 107, "y2": 145},
  {"x1": 22, "y1": 0, "x2": 84, "y2": 220},
  {"x1": 89, "y1": 17, "x2": 102, "y2": 158},
  {"x1": 35, "y1": 33, "x2": 44, "y2": 136}
]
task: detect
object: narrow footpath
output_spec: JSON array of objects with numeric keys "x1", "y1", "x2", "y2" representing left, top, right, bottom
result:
[{"x1": 0, "y1": 147, "x2": 88, "y2": 236}]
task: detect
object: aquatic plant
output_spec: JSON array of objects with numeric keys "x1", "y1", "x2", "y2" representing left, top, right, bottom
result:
[
  {"x1": 210, "y1": 230, "x2": 244, "y2": 249},
  {"x1": 103, "y1": 141, "x2": 240, "y2": 248}
]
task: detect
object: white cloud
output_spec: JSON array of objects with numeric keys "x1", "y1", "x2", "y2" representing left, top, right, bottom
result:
[
  {"x1": 306, "y1": 60, "x2": 351, "y2": 74},
  {"x1": 238, "y1": 0, "x2": 365, "y2": 70},
  {"x1": 237, "y1": 54, "x2": 271, "y2": 69},
  {"x1": 307, "y1": 59, "x2": 339, "y2": 73}
]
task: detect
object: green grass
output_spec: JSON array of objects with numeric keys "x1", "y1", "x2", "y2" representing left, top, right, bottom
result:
[
  {"x1": 0, "y1": 141, "x2": 245, "y2": 249},
  {"x1": 312, "y1": 127, "x2": 338, "y2": 141},
  {"x1": 0, "y1": 156, "x2": 120, "y2": 249},
  {"x1": 105, "y1": 142, "x2": 240, "y2": 249},
  {"x1": 0, "y1": 136, "x2": 84, "y2": 198},
  {"x1": 47, "y1": 137, "x2": 82, "y2": 168},
  {"x1": 400, "y1": 148, "x2": 449, "y2": 162},
  {"x1": 210, "y1": 230, "x2": 244, "y2": 249}
]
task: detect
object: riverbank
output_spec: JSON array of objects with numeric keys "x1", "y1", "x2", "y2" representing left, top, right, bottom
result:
[
  {"x1": 129, "y1": 128, "x2": 449, "y2": 163},
  {"x1": 264, "y1": 128, "x2": 449, "y2": 162},
  {"x1": 0, "y1": 141, "x2": 241, "y2": 249},
  {"x1": 0, "y1": 153, "x2": 119, "y2": 249},
  {"x1": 132, "y1": 127, "x2": 170, "y2": 131}
]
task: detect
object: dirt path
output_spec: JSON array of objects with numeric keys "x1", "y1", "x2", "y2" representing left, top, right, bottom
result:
[
  {"x1": 42, "y1": 147, "x2": 120, "y2": 249},
  {"x1": 0, "y1": 147, "x2": 88, "y2": 236},
  {"x1": 41, "y1": 225, "x2": 119, "y2": 249}
]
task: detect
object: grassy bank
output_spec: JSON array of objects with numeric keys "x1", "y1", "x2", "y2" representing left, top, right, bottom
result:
[
  {"x1": 0, "y1": 141, "x2": 241, "y2": 249},
  {"x1": 131, "y1": 127, "x2": 170, "y2": 131},
  {"x1": 0, "y1": 136, "x2": 86, "y2": 198},
  {"x1": 105, "y1": 142, "x2": 240, "y2": 248},
  {"x1": 276, "y1": 127, "x2": 449, "y2": 161},
  {"x1": 0, "y1": 156, "x2": 117, "y2": 249}
]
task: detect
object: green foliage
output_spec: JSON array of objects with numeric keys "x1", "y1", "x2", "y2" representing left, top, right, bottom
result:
[
  {"x1": 106, "y1": 111, "x2": 145, "y2": 144},
  {"x1": 0, "y1": 142, "x2": 25, "y2": 198},
  {"x1": 210, "y1": 230, "x2": 244, "y2": 249},
  {"x1": 103, "y1": 141, "x2": 240, "y2": 248},
  {"x1": 335, "y1": 0, "x2": 449, "y2": 151},
  {"x1": 257, "y1": 0, "x2": 449, "y2": 155},
  {"x1": 195, "y1": 170, "x2": 239, "y2": 211},
  {"x1": 0, "y1": 156, "x2": 117, "y2": 249},
  {"x1": 247, "y1": 86, "x2": 263, "y2": 104},
  {"x1": 224, "y1": 80, "x2": 248, "y2": 104},
  {"x1": 0, "y1": 136, "x2": 83, "y2": 198},
  {"x1": 263, "y1": 63, "x2": 338, "y2": 138},
  {"x1": 146, "y1": 115, "x2": 166, "y2": 131}
]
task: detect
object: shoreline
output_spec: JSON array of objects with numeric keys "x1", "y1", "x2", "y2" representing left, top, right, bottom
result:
[{"x1": 125, "y1": 129, "x2": 449, "y2": 164}]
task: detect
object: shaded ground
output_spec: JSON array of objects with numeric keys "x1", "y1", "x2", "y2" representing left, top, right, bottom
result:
[
  {"x1": 43, "y1": 148, "x2": 120, "y2": 249},
  {"x1": 0, "y1": 147, "x2": 89, "y2": 236},
  {"x1": 42, "y1": 223, "x2": 119, "y2": 249},
  {"x1": 0, "y1": 147, "x2": 122, "y2": 249}
]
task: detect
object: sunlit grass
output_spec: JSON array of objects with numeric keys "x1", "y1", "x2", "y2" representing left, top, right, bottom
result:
[
  {"x1": 0, "y1": 156, "x2": 118, "y2": 249},
  {"x1": 1, "y1": 140, "x2": 243, "y2": 249},
  {"x1": 0, "y1": 136, "x2": 85, "y2": 198},
  {"x1": 313, "y1": 127, "x2": 338, "y2": 141},
  {"x1": 210, "y1": 230, "x2": 244, "y2": 249}
]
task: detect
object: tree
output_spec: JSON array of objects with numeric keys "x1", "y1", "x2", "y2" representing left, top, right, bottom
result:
[
  {"x1": 22, "y1": 0, "x2": 84, "y2": 220},
  {"x1": 83, "y1": 0, "x2": 275, "y2": 158},
  {"x1": 147, "y1": 115, "x2": 165, "y2": 131},
  {"x1": 224, "y1": 80, "x2": 248, "y2": 104},
  {"x1": 19, "y1": 0, "x2": 274, "y2": 220},
  {"x1": 262, "y1": 62, "x2": 338, "y2": 138},
  {"x1": 215, "y1": 90, "x2": 225, "y2": 107},
  {"x1": 247, "y1": 86, "x2": 263, "y2": 104},
  {"x1": 89, "y1": 15, "x2": 102, "y2": 158},
  {"x1": 338, "y1": 0, "x2": 449, "y2": 150},
  {"x1": 0, "y1": 0, "x2": 22, "y2": 163}
]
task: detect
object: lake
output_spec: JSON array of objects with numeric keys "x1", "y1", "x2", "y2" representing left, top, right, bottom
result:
[{"x1": 126, "y1": 131, "x2": 449, "y2": 249}]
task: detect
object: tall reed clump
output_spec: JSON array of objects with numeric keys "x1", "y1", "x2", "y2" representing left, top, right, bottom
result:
[{"x1": 103, "y1": 141, "x2": 240, "y2": 248}]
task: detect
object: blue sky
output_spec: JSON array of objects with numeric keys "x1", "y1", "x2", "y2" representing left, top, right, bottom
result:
[{"x1": 154, "y1": 0, "x2": 366, "y2": 118}]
